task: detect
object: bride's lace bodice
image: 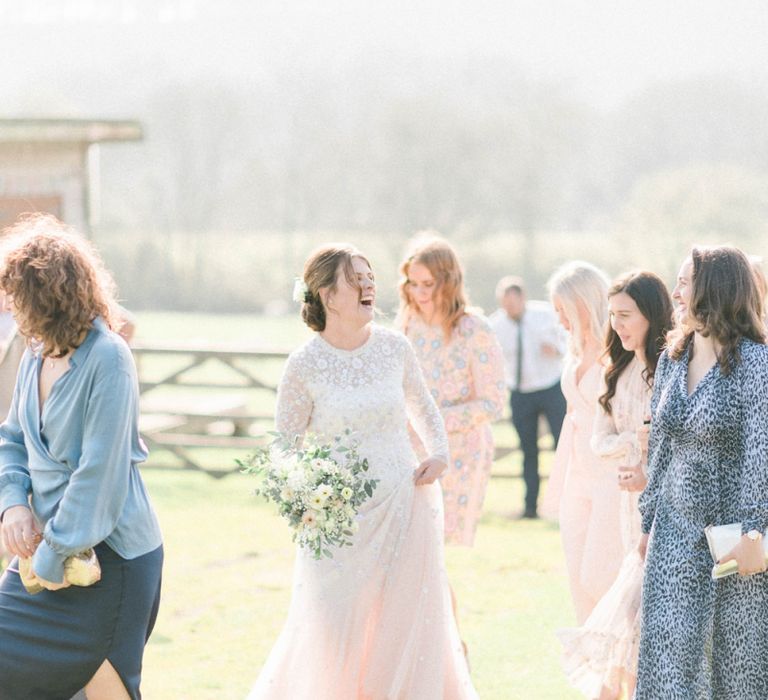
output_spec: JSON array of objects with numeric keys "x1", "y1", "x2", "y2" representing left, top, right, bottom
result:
[{"x1": 276, "y1": 325, "x2": 449, "y2": 490}]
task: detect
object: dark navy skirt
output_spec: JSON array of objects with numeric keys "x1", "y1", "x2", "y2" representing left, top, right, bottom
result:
[{"x1": 0, "y1": 542, "x2": 163, "y2": 700}]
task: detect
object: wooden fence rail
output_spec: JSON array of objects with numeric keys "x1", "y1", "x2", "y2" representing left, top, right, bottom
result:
[{"x1": 132, "y1": 343, "x2": 547, "y2": 478}]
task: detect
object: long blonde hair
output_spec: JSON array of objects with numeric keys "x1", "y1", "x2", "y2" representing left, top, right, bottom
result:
[
  {"x1": 398, "y1": 234, "x2": 468, "y2": 338},
  {"x1": 547, "y1": 261, "x2": 610, "y2": 358}
]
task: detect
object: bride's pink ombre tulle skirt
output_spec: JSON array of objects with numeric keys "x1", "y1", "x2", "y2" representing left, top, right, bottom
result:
[{"x1": 247, "y1": 480, "x2": 477, "y2": 700}]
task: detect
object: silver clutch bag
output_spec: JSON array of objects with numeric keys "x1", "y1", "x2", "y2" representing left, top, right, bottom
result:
[{"x1": 705, "y1": 523, "x2": 768, "y2": 579}]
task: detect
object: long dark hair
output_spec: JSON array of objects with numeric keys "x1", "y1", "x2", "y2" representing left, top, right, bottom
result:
[
  {"x1": 599, "y1": 271, "x2": 674, "y2": 415},
  {"x1": 668, "y1": 245, "x2": 766, "y2": 374}
]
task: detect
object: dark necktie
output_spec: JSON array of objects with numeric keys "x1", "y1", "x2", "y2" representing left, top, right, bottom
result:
[{"x1": 515, "y1": 318, "x2": 523, "y2": 391}]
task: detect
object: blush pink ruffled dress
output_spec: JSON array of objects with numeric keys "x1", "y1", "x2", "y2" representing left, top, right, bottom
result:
[
  {"x1": 558, "y1": 357, "x2": 651, "y2": 698},
  {"x1": 543, "y1": 356, "x2": 624, "y2": 625}
]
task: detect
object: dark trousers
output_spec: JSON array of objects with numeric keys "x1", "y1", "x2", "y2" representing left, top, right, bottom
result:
[{"x1": 510, "y1": 381, "x2": 567, "y2": 514}]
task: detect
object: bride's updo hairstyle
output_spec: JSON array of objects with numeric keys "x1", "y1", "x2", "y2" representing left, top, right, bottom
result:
[{"x1": 300, "y1": 243, "x2": 371, "y2": 332}]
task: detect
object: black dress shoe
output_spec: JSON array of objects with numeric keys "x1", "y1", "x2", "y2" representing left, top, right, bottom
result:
[{"x1": 521, "y1": 509, "x2": 539, "y2": 519}]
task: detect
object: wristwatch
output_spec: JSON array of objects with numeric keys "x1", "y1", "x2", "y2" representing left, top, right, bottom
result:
[{"x1": 746, "y1": 529, "x2": 763, "y2": 542}]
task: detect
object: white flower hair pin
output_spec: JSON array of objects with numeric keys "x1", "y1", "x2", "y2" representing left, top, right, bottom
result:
[{"x1": 292, "y1": 278, "x2": 310, "y2": 304}]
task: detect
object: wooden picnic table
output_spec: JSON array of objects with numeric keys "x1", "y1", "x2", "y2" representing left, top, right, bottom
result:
[{"x1": 132, "y1": 343, "x2": 290, "y2": 477}]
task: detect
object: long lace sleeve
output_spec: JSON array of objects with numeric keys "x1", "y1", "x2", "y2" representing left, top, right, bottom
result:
[
  {"x1": 590, "y1": 370, "x2": 642, "y2": 470},
  {"x1": 638, "y1": 352, "x2": 673, "y2": 535},
  {"x1": 737, "y1": 343, "x2": 768, "y2": 535},
  {"x1": 402, "y1": 338, "x2": 449, "y2": 464},
  {"x1": 275, "y1": 352, "x2": 313, "y2": 444},
  {"x1": 440, "y1": 317, "x2": 506, "y2": 434}
]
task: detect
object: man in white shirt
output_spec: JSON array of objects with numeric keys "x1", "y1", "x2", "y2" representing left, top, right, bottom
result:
[{"x1": 489, "y1": 276, "x2": 566, "y2": 518}]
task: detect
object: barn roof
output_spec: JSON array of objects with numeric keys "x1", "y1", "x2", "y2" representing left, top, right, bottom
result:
[{"x1": 0, "y1": 119, "x2": 142, "y2": 144}]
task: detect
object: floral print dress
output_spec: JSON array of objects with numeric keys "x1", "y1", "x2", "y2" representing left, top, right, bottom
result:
[{"x1": 405, "y1": 312, "x2": 506, "y2": 546}]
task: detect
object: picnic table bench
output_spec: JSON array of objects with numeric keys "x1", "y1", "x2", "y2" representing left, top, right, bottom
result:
[{"x1": 132, "y1": 343, "x2": 289, "y2": 477}]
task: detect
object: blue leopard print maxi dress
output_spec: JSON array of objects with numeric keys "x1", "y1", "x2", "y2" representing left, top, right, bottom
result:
[{"x1": 636, "y1": 340, "x2": 768, "y2": 699}]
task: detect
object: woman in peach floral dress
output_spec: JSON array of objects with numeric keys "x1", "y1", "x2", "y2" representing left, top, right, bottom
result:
[{"x1": 398, "y1": 236, "x2": 505, "y2": 546}]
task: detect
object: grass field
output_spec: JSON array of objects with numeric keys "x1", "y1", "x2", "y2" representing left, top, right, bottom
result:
[{"x1": 135, "y1": 313, "x2": 581, "y2": 699}]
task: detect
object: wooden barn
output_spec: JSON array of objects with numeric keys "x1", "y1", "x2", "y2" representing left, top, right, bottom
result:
[{"x1": 0, "y1": 118, "x2": 142, "y2": 233}]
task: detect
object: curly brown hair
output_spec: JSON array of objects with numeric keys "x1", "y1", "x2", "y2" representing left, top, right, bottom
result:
[
  {"x1": 0, "y1": 214, "x2": 119, "y2": 356},
  {"x1": 668, "y1": 245, "x2": 766, "y2": 374}
]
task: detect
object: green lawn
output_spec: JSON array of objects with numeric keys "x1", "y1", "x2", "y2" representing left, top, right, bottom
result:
[
  {"x1": 133, "y1": 312, "x2": 580, "y2": 699},
  {"x1": 141, "y1": 469, "x2": 580, "y2": 700},
  {"x1": 134, "y1": 311, "x2": 312, "y2": 348}
]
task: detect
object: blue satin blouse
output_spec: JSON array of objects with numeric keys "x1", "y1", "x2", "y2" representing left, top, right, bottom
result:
[{"x1": 0, "y1": 317, "x2": 162, "y2": 583}]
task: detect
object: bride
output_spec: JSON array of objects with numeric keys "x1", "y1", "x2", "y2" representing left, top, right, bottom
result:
[{"x1": 247, "y1": 244, "x2": 477, "y2": 700}]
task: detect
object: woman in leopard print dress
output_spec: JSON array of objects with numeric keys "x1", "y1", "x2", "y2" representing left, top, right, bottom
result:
[{"x1": 636, "y1": 246, "x2": 768, "y2": 699}]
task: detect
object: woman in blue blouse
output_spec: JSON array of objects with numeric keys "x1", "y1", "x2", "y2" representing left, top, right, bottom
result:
[{"x1": 0, "y1": 216, "x2": 163, "y2": 700}]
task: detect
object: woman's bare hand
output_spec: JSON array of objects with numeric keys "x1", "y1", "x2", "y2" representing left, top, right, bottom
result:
[
  {"x1": 618, "y1": 465, "x2": 648, "y2": 492},
  {"x1": 1, "y1": 506, "x2": 41, "y2": 558},
  {"x1": 413, "y1": 458, "x2": 447, "y2": 486},
  {"x1": 720, "y1": 535, "x2": 767, "y2": 577}
]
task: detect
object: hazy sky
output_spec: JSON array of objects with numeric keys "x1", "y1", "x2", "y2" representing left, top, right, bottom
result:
[{"x1": 1, "y1": 0, "x2": 767, "y2": 112}]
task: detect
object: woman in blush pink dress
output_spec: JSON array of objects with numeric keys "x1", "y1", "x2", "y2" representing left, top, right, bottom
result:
[
  {"x1": 558, "y1": 271, "x2": 673, "y2": 700},
  {"x1": 544, "y1": 261, "x2": 624, "y2": 625},
  {"x1": 397, "y1": 236, "x2": 505, "y2": 547}
]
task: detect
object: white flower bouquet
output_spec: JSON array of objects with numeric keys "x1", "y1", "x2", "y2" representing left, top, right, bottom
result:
[{"x1": 240, "y1": 431, "x2": 378, "y2": 559}]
